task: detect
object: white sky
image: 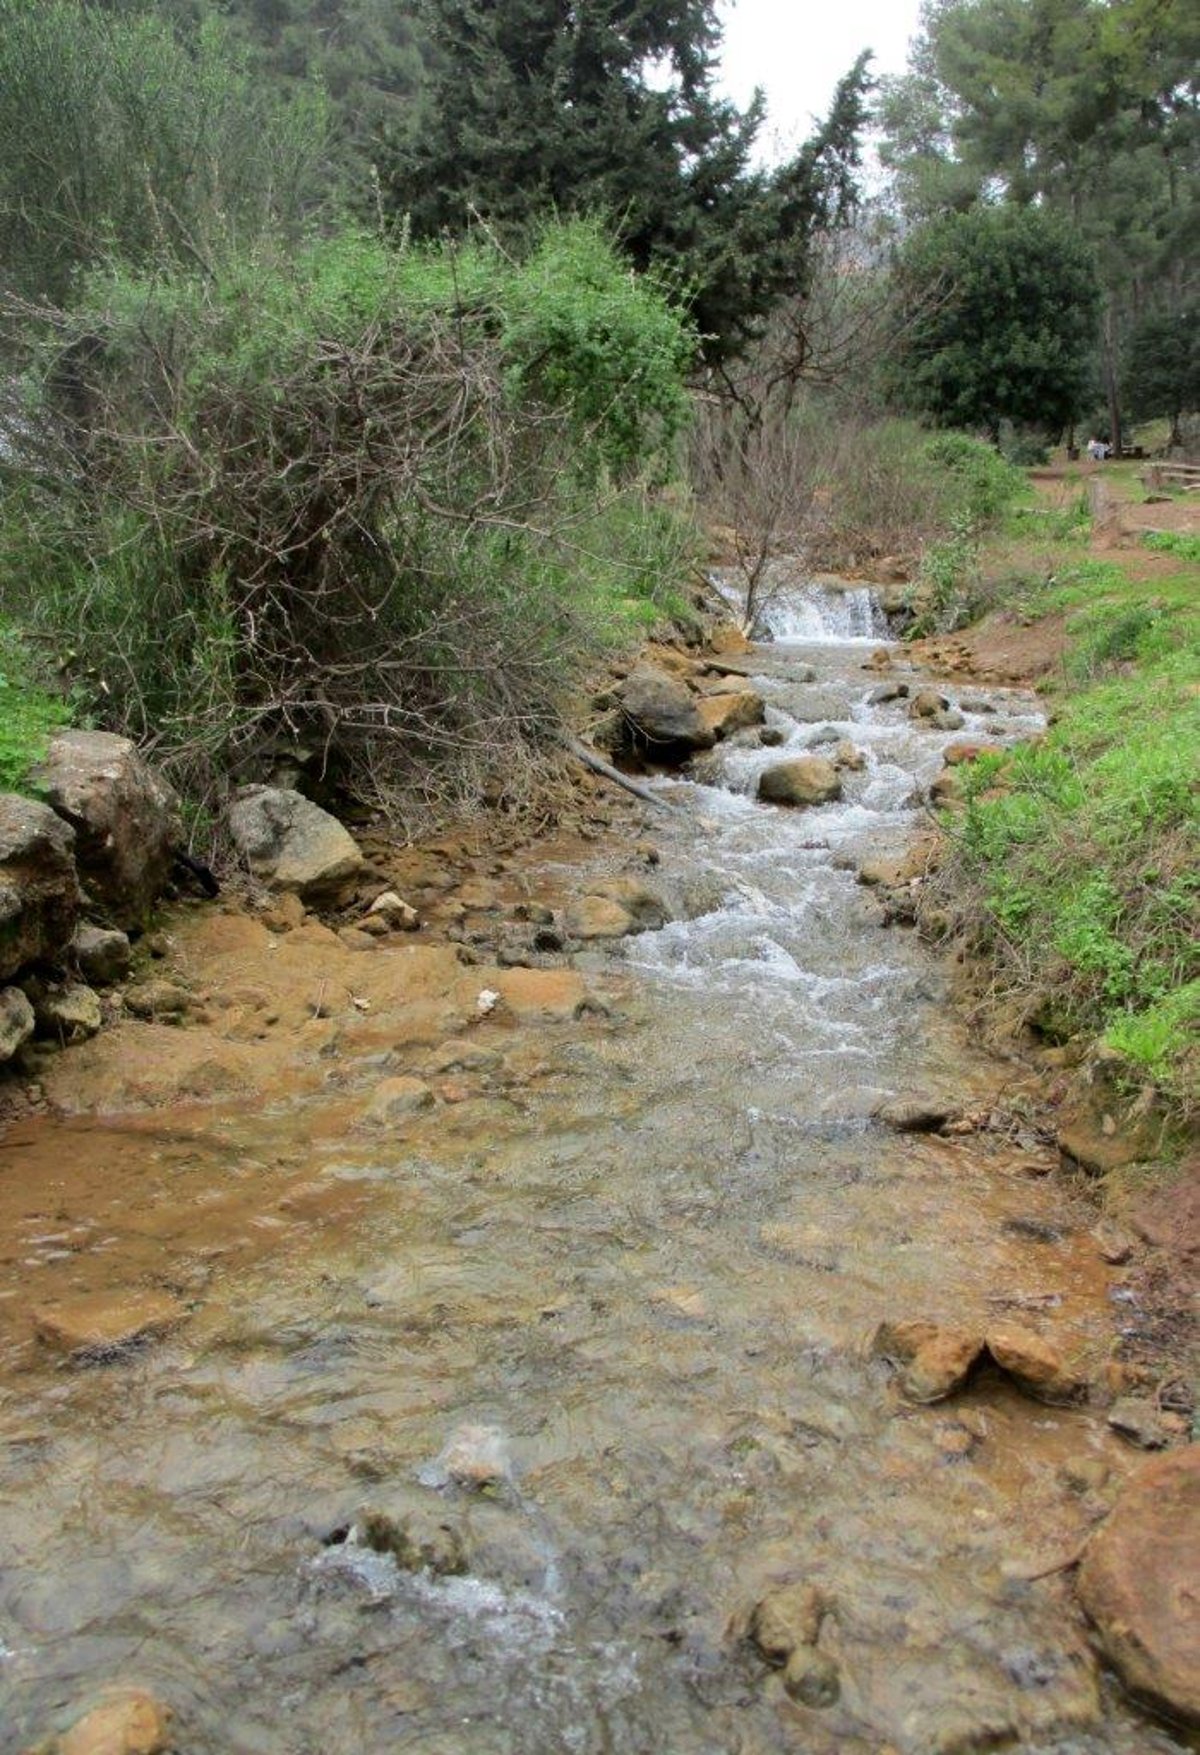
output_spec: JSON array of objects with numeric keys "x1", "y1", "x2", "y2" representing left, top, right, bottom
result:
[{"x1": 716, "y1": 0, "x2": 925, "y2": 161}]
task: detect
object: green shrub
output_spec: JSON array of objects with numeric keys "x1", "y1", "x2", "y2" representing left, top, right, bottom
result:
[
  {"x1": 920, "y1": 433, "x2": 1026, "y2": 528},
  {"x1": 1143, "y1": 530, "x2": 1200, "y2": 566},
  {"x1": 0, "y1": 222, "x2": 695, "y2": 823}
]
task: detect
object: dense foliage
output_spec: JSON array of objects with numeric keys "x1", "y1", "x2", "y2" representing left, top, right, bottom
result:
[
  {"x1": 0, "y1": 0, "x2": 325, "y2": 303},
  {"x1": 879, "y1": 0, "x2": 1199, "y2": 446},
  {"x1": 889, "y1": 206, "x2": 1100, "y2": 440},
  {"x1": 383, "y1": 0, "x2": 873, "y2": 360},
  {"x1": 0, "y1": 226, "x2": 695, "y2": 818}
]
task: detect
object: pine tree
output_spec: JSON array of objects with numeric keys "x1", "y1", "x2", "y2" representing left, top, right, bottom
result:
[{"x1": 383, "y1": 0, "x2": 872, "y2": 361}]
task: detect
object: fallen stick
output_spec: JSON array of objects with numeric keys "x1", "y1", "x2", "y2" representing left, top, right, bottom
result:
[{"x1": 559, "y1": 734, "x2": 680, "y2": 813}]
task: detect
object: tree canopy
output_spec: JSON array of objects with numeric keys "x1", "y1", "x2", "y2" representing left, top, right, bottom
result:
[
  {"x1": 890, "y1": 204, "x2": 1100, "y2": 439},
  {"x1": 382, "y1": 0, "x2": 874, "y2": 361},
  {"x1": 879, "y1": 0, "x2": 1199, "y2": 443}
]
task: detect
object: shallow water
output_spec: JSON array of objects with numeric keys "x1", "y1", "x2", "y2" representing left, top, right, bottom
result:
[{"x1": 0, "y1": 583, "x2": 1188, "y2": 1754}]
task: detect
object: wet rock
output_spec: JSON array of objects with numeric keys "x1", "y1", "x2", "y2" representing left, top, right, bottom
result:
[
  {"x1": 929, "y1": 707, "x2": 966, "y2": 731},
  {"x1": 910, "y1": 688, "x2": 949, "y2": 719},
  {"x1": 986, "y1": 1327, "x2": 1087, "y2": 1405},
  {"x1": 30, "y1": 731, "x2": 180, "y2": 930},
  {"x1": 33, "y1": 982, "x2": 102, "y2": 1042},
  {"x1": 39, "y1": 1686, "x2": 174, "y2": 1755},
  {"x1": 618, "y1": 665, "x2": 715, "y2": 760},
  {"x1": 959, "y1": 695, "x2": 997, "y2": 714},
  {"x1": 759, "y1": 726, "x2": 787, "y2": 748},
  {"x1": 757, "y1": 756, "x2": 841, "y2": 809},
  {"x1": 1077, "y1": 1443, "x2": 1200, "y2": 1727},
  {"x1": 357, "y1": 1506, "x2": 467, "y2": 1576},
  {"x1": 901, "y1": 1331, "x2": 986, "y2": 1403},
  {"x1": 0, "y1": 794, "x2": 79, "y2": 979},
  {"x1": 368, "y1": 890, "x2": 419, "y2": 930},
  {"x1": 33, "y1": 1291, "x2": 186, "y2": 1362},
  {"x1": 1106, "y1": 1397, "x2": 1171, "y2": 1450},
  {"x1": 875, "y1": 1094, "x2": 958, "y2": 1132},
  {"x1": 867, "y1": 680, "x2": 909, "y2": 704},
  {"x1": 0, "y1": 985, "x2": 35, "y2": 1062},
  {"x1": 1057, "y1": 1118, "x2": 1147, "y2": 1177},
  {"x1": 697, "y1": 686, "x2": 766, "y2": 740},
  {"x1": 228, "y1": 786, "x2": 364, "y2": 900},
  {"x1": 586, "y1": 876, "x2": 669, "y2": 931},
  {"x1": 123, "y1": 980, "x2": 192, "y2": 1022},
  {"x1": 564, "y1": 895, "x2": 636, "y2": 940},
  {"x1": 71, "y1": 924, "x2": 131, "y2": 986},
  {"x1": 363, "y1": 1076, "x2": 435, "y2": 1124},
  {"x1": 871, "y1": 1317, "x2": 941, "y2": 1361},
  {"x1": 783, "y1": 1648, "x2": 840, "y2": 1708},
  {"x1": 750, "y1": 1581, "x2": 826, "y2": 1662},
  {"x1": 678, "y1": 872, "x2": 728, "y2": 920},
  {"x1": 834, "y1": 741, "x2": 866, "y2": 771}
]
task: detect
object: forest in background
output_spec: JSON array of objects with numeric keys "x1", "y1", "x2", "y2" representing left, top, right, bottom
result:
[{"x1": 0, "y1": 0, "x2": 1195, "y2": 1100}]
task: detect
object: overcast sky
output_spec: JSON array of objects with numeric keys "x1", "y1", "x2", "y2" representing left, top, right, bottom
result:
[{"x1": 715, "y1": 0, "x2": 925, "y2": 160}]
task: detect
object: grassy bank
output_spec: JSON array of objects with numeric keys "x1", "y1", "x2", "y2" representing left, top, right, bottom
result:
[{"x1": 932, "y1": 484, "x2": 1199, "y2": 1118}]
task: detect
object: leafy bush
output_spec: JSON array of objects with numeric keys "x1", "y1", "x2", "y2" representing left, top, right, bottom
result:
[
  {"x1": 1143, "y1": 530, "x2": 1200, "y2": 566},
  {"x1": 920, "y1": 433, "x2": 1025, "y2": 528},
  {"x1": 0, "y1": 224, "x2": 695, "y2": 823}
]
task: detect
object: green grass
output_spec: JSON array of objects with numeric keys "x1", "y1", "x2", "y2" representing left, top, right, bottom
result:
[
  {"x1": 946, "y1": 542, "x2": 1200, "y2": 1113},
  {"x1": 0, "y1": 622, "x2": 70, "y2": 792}
]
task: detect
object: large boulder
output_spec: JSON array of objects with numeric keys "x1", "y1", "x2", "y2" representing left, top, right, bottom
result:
[
  {"x1": 757, "y1": 756, "x2": 842, "y2": 809},
  {"x1": 0, "y1": 794, "x2": 78, "y2": 979},
  {"x1": 618, "y1": 666, "x2": 715, "y2": 761},
  {"x1": 30, "y1": 731, "x2": 180, "y2": 930},
  {"x1": 228, "y1": 787, "x2": 364, "y2": 900},
  {"x1": 1077, "y1": 1444, "x2": 1200, "y2": 1727}
]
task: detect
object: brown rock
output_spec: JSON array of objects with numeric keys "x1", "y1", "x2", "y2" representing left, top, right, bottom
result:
[
  {"x1": 901, "y1": 1331, "x2": 986, "y2": 1403},
  {"x1": 707, "y1": 623, "x2": 752, "y2": 656},
  {"x1": 875, "y1": 1094, "x2": 958, "y2": 1132},
  {"x1": 363, "y1": 1076, "x2": 435, "y2": 1124},
  {"x1": 33, "y1": 982, "x2": 103, "y2": 1042},
  {"x1": 31, "y1": 730, "x2": 180, "y2": 930},
  {"x1": 0, "y1": 794, "x2": 79, "y2": 979},
  {"x1": 782, "y1": 1648, "x2": 840, "y2": 1707},
  {"x1": 871, "y1": 1318, "x2": 942, "y2": 1363},
  {"x1": 943, "y1": 739, "x2": 1006, "y2": 767},
  {"x1": 929, "y1": 771, "x2": 963, "y2": 809},
  {"x1": 71, "y1": 924, "x2": 132, "y2": 986},
  {"x1": 696, "y1": 687, "x2": 766, "y2": 740},
  {"x1": 757, "y1": 756, "x2": 842, "y2": 809},
  {"x1": 910, "y1": 688, "x2": 949, "y2": 719},
  {"x1": 51, "y1": 1687, "x2": 173, "y2": 1755},
  {"x1": 564, "y1": 895, "x2": 636, "y2": 941},
  {"x1": 1106, "y1": 1397, "x2": 1171, "y2": 1450},
  {"x1": 750, "y1": 1582, "x2": 827, "y2": 1662},
  {"x1": 1077, "y1": 1444, "x2": 1200, "y2": 1727},
  {"x1": 585, "y1": 876, "x2": 669, "y2": 931},
  {"x1": 986, "y1": 1327, "x2": 1086, "y2": 1404},
  {"x1": 123, "y1": 980, "x2": 191, "y2": 1021},
  {"x1": 33, "y1": 1291, "x2": 186, "y2": 1361},
  {"x1": 228, "y1": 786, "x2": 363, "y2": 900},
  {"x1": 618, "y1": 665, "x2": 715, "y2": 760},
  {"x1": 834, "y1": 741, "x2": 867, "y2": 771},
  {"x1": 491, "y1": 966, "x2": 586, "y2": 1023}
]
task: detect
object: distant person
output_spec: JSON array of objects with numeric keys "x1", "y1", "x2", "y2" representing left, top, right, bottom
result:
[{"x1": 1086, "y1": 437, "x2": 1110, "y2": 461}]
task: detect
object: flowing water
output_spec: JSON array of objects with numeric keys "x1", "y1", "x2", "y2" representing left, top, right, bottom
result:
[{"x1": 0, "y1": 585, "x2": 1188, "y2": 1754}]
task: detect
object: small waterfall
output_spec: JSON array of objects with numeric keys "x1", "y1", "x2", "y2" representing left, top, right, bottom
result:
[
  {"x1": 754, "y1": 582, "x2": 887, "y2": 643},
  {"x1": 710, "y1": 566, "x2": 889, "y2": 644}
]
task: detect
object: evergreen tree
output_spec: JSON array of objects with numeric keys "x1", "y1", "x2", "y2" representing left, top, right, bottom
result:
[
  {"x1": 879, "y1": 0, "x2": 1199, "y2": 446},
  {"x1": 382, "y1": 0, "x2": 873, "y2": 361},
  {"x1": 889, "y1": 204, "x2": 1099, "y2": 440}
]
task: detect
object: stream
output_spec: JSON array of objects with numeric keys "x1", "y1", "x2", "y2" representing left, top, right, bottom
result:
[{"x1": 0, "y1": 584, "x2": 1188, "y2": 1754}]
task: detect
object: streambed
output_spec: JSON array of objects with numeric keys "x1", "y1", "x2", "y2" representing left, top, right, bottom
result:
[{"x1": 0, "y1": 586, "x2": 1186, "y2": 1754}]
